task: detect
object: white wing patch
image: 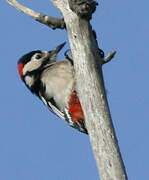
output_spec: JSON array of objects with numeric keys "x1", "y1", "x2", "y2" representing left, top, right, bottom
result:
[{"x1": 64, "y1": 108, "x2": 74, "y2": 125}]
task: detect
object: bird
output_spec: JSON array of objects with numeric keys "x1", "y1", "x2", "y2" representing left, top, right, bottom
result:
[{"x1": 17, "y1": 42, "x2": 88, "y2": 134}]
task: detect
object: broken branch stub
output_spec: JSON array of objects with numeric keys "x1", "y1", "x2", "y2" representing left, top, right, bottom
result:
[{"x1": 68, "y1": 0, "x2": 98, "y2": 20}]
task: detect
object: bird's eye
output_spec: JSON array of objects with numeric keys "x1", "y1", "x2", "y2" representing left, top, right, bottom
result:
[{"x1": 35, "y1": 54, "x2": 42, "y2": 60}]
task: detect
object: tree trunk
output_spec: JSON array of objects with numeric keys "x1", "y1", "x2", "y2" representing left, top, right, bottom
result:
[{"x1": 51, "y1": 0, "x2": 128, "y2": 179}]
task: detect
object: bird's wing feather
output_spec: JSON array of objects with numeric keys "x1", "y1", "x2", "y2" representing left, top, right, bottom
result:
[{"x1": 39, "y1": 93, "x2": 65, "y2": 121}]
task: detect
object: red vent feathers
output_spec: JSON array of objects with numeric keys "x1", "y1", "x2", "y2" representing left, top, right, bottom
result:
[{"x1": 69, "y1": 92, "x2": 85, "y2": 122}]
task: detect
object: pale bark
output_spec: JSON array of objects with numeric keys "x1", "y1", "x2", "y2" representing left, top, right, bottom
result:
[{"x1": 51, "y1": 1, "x2": 127, "y2": 179}]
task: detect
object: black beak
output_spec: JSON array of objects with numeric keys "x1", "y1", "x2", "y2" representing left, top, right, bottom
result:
[{"x1": 48, "y1": 42, "x2": 66, "y2": 62}]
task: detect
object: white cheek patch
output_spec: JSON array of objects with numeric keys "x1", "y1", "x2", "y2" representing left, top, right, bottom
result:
[
  {"x1": 22, "y1": 51, "x2": 50, "y2": 76},
  {"x1": 24, "y1": 75, "x2": 35, "y2": 88},
  {"x1": 23, "y1": 60, "x2": 42, "y2": 76}
]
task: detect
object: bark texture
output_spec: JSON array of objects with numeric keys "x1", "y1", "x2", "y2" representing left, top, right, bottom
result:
[{"x1": 51, "y1": 0, "x2": 128, "y2": 180}]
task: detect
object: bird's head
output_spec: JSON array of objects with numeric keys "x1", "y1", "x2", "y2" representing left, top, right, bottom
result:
[{"x1": 17, "y1": 42, "x2": 66, "y2": 88}]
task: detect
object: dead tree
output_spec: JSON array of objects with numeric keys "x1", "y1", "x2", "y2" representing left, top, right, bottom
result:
[{"x1": 6, "y1": 0, "x2": 128, "y2": 179}]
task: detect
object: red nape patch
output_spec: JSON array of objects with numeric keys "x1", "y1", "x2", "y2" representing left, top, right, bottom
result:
[
  {"x1": 68, "y1": 92, "x2": 85, "y2": 122},
  {"x1": 18, "y1": 62, "x2": 24, "y2": 78}
]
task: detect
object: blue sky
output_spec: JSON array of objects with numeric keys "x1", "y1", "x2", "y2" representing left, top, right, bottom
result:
[{"x1": 1, "y1": 0, "x2": 149, "y2": 179}]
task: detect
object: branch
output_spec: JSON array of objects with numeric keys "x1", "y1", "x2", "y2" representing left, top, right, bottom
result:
[
  {"x1": 103, "y1": 50, "x2": 116, "y2": 64},
  {"x1": 6, "y1": 0, "x2": 65, "y2": 29},
  {"x1": 68, "y1": 0, "x2": 98, "y2": 20},
  {"x1": 51, "y1": 0, "x2": 127, "y2": 180}
]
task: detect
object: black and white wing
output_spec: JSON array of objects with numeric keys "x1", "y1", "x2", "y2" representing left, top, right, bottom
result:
[{"x1": 39, "y1": 92, "x2": 65, "y2": 121}]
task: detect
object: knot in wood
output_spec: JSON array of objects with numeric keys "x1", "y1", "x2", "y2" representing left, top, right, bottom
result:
[{"x1": 68, "y1": 0, "x2": 98, "y2": 20}]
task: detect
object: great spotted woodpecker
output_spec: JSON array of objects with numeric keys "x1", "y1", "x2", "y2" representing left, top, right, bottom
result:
[{"x1": 17, "y1": 42, "x2": 88, "y2": 134}]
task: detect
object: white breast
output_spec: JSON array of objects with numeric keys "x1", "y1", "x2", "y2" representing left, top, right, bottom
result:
[{"x1": 41, "y1": 61, "x2": 75, "y2": 111}]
